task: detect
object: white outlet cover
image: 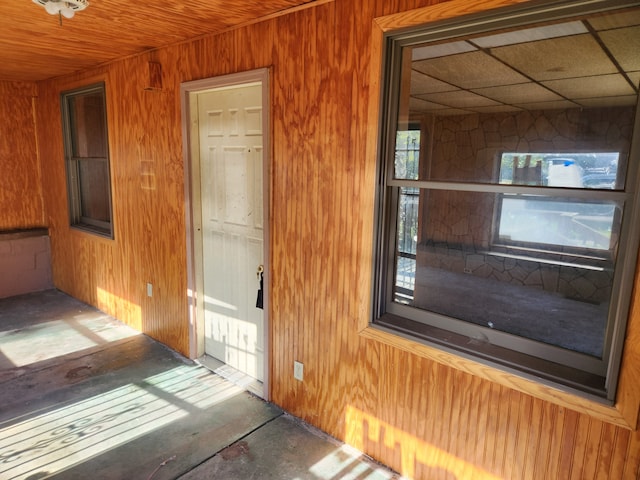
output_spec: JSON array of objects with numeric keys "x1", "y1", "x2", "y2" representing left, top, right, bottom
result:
[{"x1": 294, "y1": 361, "x2": 304, "y2": 381}]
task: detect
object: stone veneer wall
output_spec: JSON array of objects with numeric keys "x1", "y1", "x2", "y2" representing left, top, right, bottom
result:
[
  {"x1": 416, "y1": 242, "x2": 613, "y2": 303},
  {"x1": 415, "y1": 106, "x2": 633, "y2": 303},
  {"x1": 0, "y1": 230, "x2": 53, "y2": 298}
]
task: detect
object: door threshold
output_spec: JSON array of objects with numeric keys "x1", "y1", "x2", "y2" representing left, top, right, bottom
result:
[{"x1": 197, "y1": 355, "x2": 264, "y2": 398}]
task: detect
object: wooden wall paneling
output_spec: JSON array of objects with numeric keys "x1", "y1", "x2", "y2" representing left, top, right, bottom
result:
[
  {"x1": 0, "y1": 81, "x2": 44, "y2": 230},
  {"x1": 617, "y1": 271, "x2": 640, "y2": 429},
  {"x1": 344, "y1": 0, "x2": 383, "y2": 455},
  {"x1": 234, "y1": 20, "x2": 275, "y2": 75},
  {"x1": 609, "y1": 426, "x2": 631, "y2": 478},
  {"x1": 568, "y1": 415, "x2": 591, "y2": 480},
  {"x1": 491, "y1": 384, "x2": 514, "y2": 475},
  {"x1": 29, "y1": 0, "x2": 640, "y2": 478},
  {"x1": 312, "y1": 2, "x2": 352, "y2": 438},
  {"x1": 110, "y1": 53, "x2": 189, "y2": 354},
  {"x1": 36, "y1": 81, "x2": 68, "y2": 291},
  {"x1": 595, "y1": 421, "x2": 617, "y2": 478},
  {"x1": 622, "y1": 429, "x2": 640, "y2": 478},
  {"x1": 584, "y1": 418, "x2": 603, "y2": 479},
  {"x1": 270, "y1": 6, "x2": 317, "y2": 415},
  {"x1": 557, "y1": 408, "x2": 580, "y2": 478},
  {"x1": 544, "y1": 402, "x2": 566, "y2": 478},
  {"x1": 298, "y1": 4, "x2": 320, "y2": 425}
]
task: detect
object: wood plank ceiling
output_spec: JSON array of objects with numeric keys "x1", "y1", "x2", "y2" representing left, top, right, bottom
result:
[{"x1": 0, "y1": 0, "x2": 318, "y2": 82}]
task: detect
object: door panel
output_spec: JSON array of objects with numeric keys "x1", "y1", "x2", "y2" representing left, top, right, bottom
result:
[{"x1": 198, "y1": 84, "x2": 264, "y2": 382}]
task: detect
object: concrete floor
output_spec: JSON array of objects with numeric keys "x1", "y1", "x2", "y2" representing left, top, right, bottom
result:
[{"x1": 0, "y1": 290, "x2": 400, "y2": 480}]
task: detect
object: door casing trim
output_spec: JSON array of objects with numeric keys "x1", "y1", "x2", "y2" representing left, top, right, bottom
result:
[{"x1": 180, "y1": 68, "x2": 271, "y2": 400}]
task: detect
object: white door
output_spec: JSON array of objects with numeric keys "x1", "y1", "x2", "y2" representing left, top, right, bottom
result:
[{"x1": 197, "y1": 83, "x2": 264, "y2": 382}]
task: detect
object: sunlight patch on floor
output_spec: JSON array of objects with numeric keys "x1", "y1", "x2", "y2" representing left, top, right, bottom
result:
[
  {"x1": 0, "y1": 365, "x2": 242, "y2": 479},
  {"x1": 307, "y1": 444, "x2": 399, "y2": 480},
  {"x1": 0, "y1": 317, "x2": 140, "y2": 367}
]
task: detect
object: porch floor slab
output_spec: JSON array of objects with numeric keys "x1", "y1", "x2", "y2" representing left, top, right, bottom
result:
[{"x1": 0, "y1": 290, "x2": 399, "y2": 480}]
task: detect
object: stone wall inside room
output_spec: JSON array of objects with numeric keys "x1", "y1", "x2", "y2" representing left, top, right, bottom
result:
[
  {"x1": 427, "y1": 105, "x2": 634, "y2": 184},
  {"x1": 414, "y1": 105, "x2": 634, "y2": 302}
]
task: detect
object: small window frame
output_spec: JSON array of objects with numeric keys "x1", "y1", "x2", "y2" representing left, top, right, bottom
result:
[{"x1": 61, "y1": 82, "x2": 114, "y2": 239}]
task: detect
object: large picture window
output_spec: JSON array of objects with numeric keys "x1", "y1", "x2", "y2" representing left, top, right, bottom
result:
[
  {"x1": 372, "y1": 0, "x2": 640, "y2": 402},
  {"x1": 61, "y1": 83, "x2": 113, "y2": 238}
]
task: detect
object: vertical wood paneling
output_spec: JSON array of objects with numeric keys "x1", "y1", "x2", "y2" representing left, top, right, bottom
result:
[
  {"x1": 0, "y1": 81, "x2": 44, "y2": 230},
  {"x1": 25, "y1": 0, "x2": 640, "y2": 478}
]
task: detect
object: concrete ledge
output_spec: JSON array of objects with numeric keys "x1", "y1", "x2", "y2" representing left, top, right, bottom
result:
[{"x1": 0, "y1": 228, "x2": 52, "y2": 299}]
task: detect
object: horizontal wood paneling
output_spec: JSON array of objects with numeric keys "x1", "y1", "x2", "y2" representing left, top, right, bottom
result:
[
  {"x1": 0, "y1": 81, "x2": 45, "y2": 231},
  {"x1": 29, "y1": 0, "x2": 640, "y2": 478}
]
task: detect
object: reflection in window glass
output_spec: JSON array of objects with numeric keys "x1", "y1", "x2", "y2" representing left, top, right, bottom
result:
[
  {"x1": 497, "y1": 196, "x2": 618, "y2": 252},
  {"x1": 404, "y1": 190, "x2": 613, "y2": 359},
  {"x1": 395, "y1": 129, "x2": 420, "y2": 179},
  {"x1": 394, "y1": 128, "x2": 420, "y2": 300},
  {"x1": 374, "y1": 0, "x2": 640, "y2": 400},
  {"x1": 499, "y1": 152, "x2": 620, "y2": 188},
  {"x1": 395, "y1": 187, "x2": 419, "y2": 302}
]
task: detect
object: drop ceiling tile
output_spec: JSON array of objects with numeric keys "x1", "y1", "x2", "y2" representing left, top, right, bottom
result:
[
  {"x1": 512, "y1": 100, "x2": 579, "y2": 111},
  {"x1": 491, "y1": 34, "x2": 617, "y2": 81},
  {"x1": 409, "y1": 97, "x2": 449, "y2": 113},
  {"x1": 588, "y1": 9, "x2": 640, "y2": 30},
  {"x1": 416, "y1": 90, "x2": 501, "y2": 109},
  {"x1": 413, "y1": 50, "x2": 528, "y2": 89},
  {"x1": 412, "y1": 41, "x2": 476, "y2": 61},
  {"x1": 629, "y1": 71, "x2": 640, "y2": 89},
  {"x1": 431, "y1": 108, "x2": 475, "y2": 116},
  {"x1": 468, "y1": 105, "x2": 522, "y2": 114},
  {"x1": 472, "y1": 21, "x2": 586, "y2": 48},
  {"x1": 599, "y1": 26, "x2": 640, "y2": 72},
  {"x1": 472, "y1": 83, "x2": 563, "y2": 104},
  {"x1": 542, "y1": 74, "x2": 635, "y2": 99},
  {"x1": 576, "y1": 95, "x2": 638, "y2": 108},
  {"x1": 410, "y1": 70, "x2": 458, "y2": 95}
]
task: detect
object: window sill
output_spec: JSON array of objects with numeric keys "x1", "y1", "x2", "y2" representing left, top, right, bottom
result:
[
  {"x1": 359, "y1": 322, "x2": 637, "y2": 430},
  {"x1": 0, "y1": 228, "x2": 48, "y2": 240},
  {"x1": 70, "y1": 224, "x2": 113, "y2": 240}
]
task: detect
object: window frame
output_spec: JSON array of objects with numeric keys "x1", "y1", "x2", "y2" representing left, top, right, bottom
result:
[
  {"x1": 371, "y1": 0, "x2": 640, "y2": 405},
  {"x1": 60, "y1": 82, "x2": 114, "y2": 238}
]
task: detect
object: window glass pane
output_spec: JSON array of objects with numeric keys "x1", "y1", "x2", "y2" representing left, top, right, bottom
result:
[
  {"x1": 78, "y1": 159, "x2": 111, "y2": 223},
  {"x1": 395, "y1": 187, "x2": 419, "y2": 303},
  {"x1": 62, "y1": 83, "x2": 112, "y2": 237},
  {"x1": 397, "y1": 12, "x2": 637, "y2": 187},
  {"x1": 394, "y1": 129, "x2": 420, "y2": 179},
  {"x1": 397, "y1": 189, "x2": 614, "y2": 358},
  {"x1": 497, "y1": 195, "x2": 619, "y2": 252},
  {"x1": 499, "y1": 152, "x2": 621, "y2": 189},
  {"x1": 69, "y1": 91, "x2": 107, "y2": 158}
]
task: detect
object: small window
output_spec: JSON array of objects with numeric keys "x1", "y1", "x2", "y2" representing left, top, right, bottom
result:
[
  {"x1": 61, "y1": 83, "x2": 113, "y2": 238},
  {"x1": 372, "y1": 0, "x2": 640, "y2": 402}
]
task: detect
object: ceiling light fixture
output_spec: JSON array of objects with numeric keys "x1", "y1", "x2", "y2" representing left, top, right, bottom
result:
[{"x1": 33, "y1": 0, "x2": 89, "y2": 21}]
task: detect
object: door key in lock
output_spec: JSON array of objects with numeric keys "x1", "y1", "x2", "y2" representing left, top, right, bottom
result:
[{"x1": 256, "y1": 264, "x2": 264, "y2": 309}]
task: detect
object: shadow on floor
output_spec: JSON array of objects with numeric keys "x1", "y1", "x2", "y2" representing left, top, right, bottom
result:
[{"x1": 0, "y1": 290, "x2": 400, "y2": 480}]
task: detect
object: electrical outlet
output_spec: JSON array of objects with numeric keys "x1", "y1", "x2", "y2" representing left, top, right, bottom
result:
[
  {"x1": 147, "y1": 283, "x2": 153, "y2": 297},
  {"x1": 294, "y1": 361, "x2": 304, "y2": 381}
]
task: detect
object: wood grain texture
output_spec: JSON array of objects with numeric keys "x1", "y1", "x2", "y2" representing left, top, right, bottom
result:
[
  {"x1": 0, "y1": 82, "x2": 45, "y2": 230},
  {"x1": 0, "y1": 0, "x2": 329, "y2": 82},
  {"x1": 27, "y1": 0, "x2": 640, "y2": 478}
]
